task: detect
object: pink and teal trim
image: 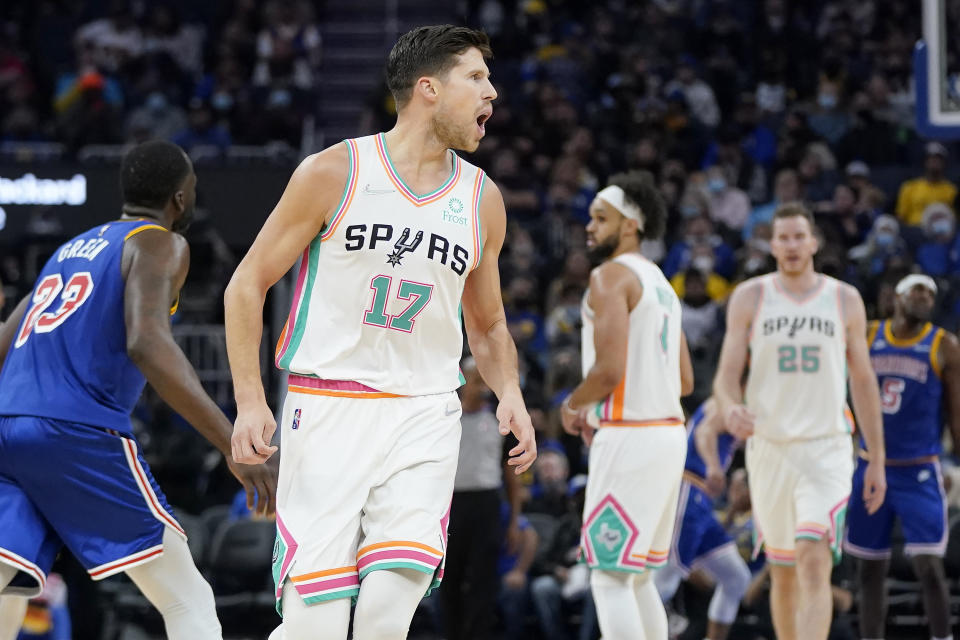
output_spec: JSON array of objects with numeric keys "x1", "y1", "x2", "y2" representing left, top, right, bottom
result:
[
  {"x1": 356, "y1": 540, "x2": 444, "y2": 579},
  {"x1": 375, "y1": 133, "x2": 461, "y2": 206},
  {"x1": 272, "y1": 514, "x2": 300, "y2": 614},
  {"x1": 290, "y1": 566, "x2": 360, "y2": 605},
  {"x1": 274, "y1": 138, "x2": 358, "y2": 370},
  {"x1": 469, "y1": 170, "x2": 485, "y2": 270}
]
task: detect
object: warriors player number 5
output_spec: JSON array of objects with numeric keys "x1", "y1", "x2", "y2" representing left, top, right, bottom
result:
[
  {"x1": 15, "y1": 272, "x2": 95, "y2": 347},
  {"x1": 362, "y1": 275, "x2": 434, "y2": 332}
]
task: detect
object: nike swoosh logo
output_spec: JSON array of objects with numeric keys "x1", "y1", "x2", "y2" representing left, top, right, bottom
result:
[
  {"x1": 362, "y1": 184, "x2": 395, "y2": 195},
  {"x1": 444, "y1": 406, "x2": 460, "y2": 416}
]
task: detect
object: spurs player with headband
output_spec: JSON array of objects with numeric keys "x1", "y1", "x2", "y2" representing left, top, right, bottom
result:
[
  {"x1": 224, "y1": 25, "x2": 536, "y2": 640},
  {"x1": 562, "y1": 171, "x2": 694, "y2": 640},
  {"x1": 845, "y1": 273, "x2": 960, "y2": 640},
  {"x1": 713, "y1": 202, "x2": 886, "y2": 640}
]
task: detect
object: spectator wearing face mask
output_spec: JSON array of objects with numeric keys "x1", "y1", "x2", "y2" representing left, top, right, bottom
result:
[
  {"x1": 670, "y1": 244, "x2": 732, "y2": 303},
  {"x1": 915, "y1": 203, "x2": 958, "y2": 277},
  {"x1": 662, "y1": 215, "x2": 737, "y2": 281},
  {"x1": 702, "y1": 165, "x2": 751, "y2": 233},
  {"x1": 896, "y1": 142, "x2": 958, "y2": 227},
  {"x1": 848, "y1": 214, "x2": 911, "y2": 283}
]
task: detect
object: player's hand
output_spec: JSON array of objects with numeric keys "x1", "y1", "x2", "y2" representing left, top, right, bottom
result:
[
  {"x1": 502, "y1": 568, "x2": 527, "y2": 591},
  {"x1": 863, "y1": 459, "x2": 887, "y2": 515},
  {"x1": 581, "y1": 424, "x2": 596, "y2": 447},
  {"x1": 561, "y1": 396, "x2": 585, "y2": 436},
  {"x1": 705, "y1": 464, "x2": 727, "y2": 497},
  {"x1": 231, "y1": 401, "x2": 279, "y2": 464},
  {"x1": 498, "y1": 387, "x2": 537, "y2": 474},
  {"x1": 723, "y1": 404, "x2": 756, "y2": 439},
  {"x1": 227, "y1": 454, "x2": 279, "y2": 516}
]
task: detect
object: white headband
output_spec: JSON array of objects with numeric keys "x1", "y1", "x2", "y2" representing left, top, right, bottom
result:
[
  {"x1": 895, "y1": 274, "x2": 937, "y2": 296},
  {"x1": 596, "y1": 185, "x2": 644, "y2": 230}
]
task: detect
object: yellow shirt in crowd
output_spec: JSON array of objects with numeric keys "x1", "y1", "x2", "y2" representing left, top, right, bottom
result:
[{"x1": 895, "y1": 177, "x2": 957, "y2": 226}]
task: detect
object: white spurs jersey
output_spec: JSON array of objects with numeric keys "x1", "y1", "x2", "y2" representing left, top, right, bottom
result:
[
  {"x1": 580, "y1": 253, "x2": 684, "y2": 426},
  {"x1": 275, "y1": 134, "x2": 486, "y2": 395},
  {"x1": 745, "y1": 273, "x2": 851, "y2": 442}
]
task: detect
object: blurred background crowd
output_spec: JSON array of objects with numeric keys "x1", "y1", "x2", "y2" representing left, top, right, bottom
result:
[{"x1": 3, "y1": 0, "x2": 960, "y2": 638}]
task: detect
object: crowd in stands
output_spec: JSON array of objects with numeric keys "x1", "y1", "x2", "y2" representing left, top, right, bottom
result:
[{"x1": 5, "y1": 0, "x2": 960, "y2": 638}]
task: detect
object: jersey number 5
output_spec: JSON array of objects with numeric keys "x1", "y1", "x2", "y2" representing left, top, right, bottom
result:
[
  {"x1": 15, "y1": 272, "x2": 95, "y2": 348},
  {"x1": 880, "y1": 377, "x2": 906, "y2": 414}
]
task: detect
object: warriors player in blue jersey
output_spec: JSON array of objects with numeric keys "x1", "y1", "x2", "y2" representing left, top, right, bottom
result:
[
  {"x1": 655, "y1": 398, "x2": 751, "y2": 640},
  {"x1": 0, "y1": 141, "x2": 277, "y2": 640},
  {"x1": 844, "y1": 274, "x2": 960, "y2": 640}
]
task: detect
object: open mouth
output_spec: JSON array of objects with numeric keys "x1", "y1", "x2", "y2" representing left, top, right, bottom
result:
[{"x1": 476, "y1": 111, "x2": 491, "y2": 135}]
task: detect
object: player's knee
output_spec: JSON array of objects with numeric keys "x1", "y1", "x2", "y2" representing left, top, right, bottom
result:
[
  {"x1": 590, "y1": 568, "x2": 633, "y2": 592},
  {"x1": 911, "y1": 554, "x2": 946, "y2": 584},
  {"x1": 795, "y1": 540, "x2": 831, "y2": 585},
  {"x1": 728, "y1": 558, "x2": 752, "y2": 599}
]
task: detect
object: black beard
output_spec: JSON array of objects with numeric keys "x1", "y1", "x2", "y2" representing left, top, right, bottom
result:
[
  {"x1": 586, "y1": 238, "x2": 618, "y2": 264},
  {"x1": 172, "y1": 208, "x2": 194, "y2": 234},
  {"x1": 903, "y1": 308, "x2": 932, "y2": 324}
]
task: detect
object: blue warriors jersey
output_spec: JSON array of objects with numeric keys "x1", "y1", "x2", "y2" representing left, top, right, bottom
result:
[
  {"x1": 864, "y1": 320, "x2": 946, "y2": 460},
  {"x1": 0, "y1": 219, "x2": 171, "y2": 435},
  {"x1": 684, "y1": 402, "x2": 737, "y2": 480}
]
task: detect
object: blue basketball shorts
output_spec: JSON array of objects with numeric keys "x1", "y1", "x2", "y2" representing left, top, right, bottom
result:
[
  {"x1": 844, "y1": 457, "x2": 947, "y2": 559},
  {"x1": 0, "y1": 415, "x2": 184, "y2": 596},
  {"x1": 668, "y1": 479, "x2": 735, "y2": 575}
]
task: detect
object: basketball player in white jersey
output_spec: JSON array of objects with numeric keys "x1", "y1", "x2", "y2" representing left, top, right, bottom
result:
[
  {"x1": 562, "y1": 171, "x2": 694, "y2": 640},
  {"x1": 223, "y1": 26, "x2": 536, "y2": 640},
  {"x1": 713, "y1": 203, "x2": 886, "y2": 640}
]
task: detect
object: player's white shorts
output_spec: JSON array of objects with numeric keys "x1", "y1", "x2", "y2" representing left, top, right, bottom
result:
[
  {"x1": 271, "y1": 379, "x2": 461, "y2": 612},
  {"x1": 581, "y1": 423, "x2": 686, "y2": 573},
  {"x1": 746, "y1": 434, "x2": 853, "y2": 566}
]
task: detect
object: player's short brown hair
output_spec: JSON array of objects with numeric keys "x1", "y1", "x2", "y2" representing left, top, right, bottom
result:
[
  {"x1": 386, "y1": 25, "x2": 492, "y2": 109},
  {"x1": 772, "y1": 201, "x2": 815, "y2": 228}
]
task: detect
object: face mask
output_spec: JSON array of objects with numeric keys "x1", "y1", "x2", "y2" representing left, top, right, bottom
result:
[
  {"x1": 692, "y1": 255, "x2": 715, "y2": 273},
  {"x1": 211, "y1": 91, "x2": 234, "y2": 112},
  {"x1": 268, "y1": 88, "x2": 292, "y2": 108},
  {"x1": 745, "y1": 256, "x2": 766, "y2": 273},
  {"x1": 707, "y1": 177, "x2": 727, "y2": 193},
  {"x1": 875, "y1": 231, "x2": 895, "y2": 248},
  {"x1": 818, "y1": 93, "x2": 837, "y2": 109},
  {"x1": 680, "y1": 205, "x2": 701, "y2": 218},
  {"x1": 146, "y1": 92, "x2": 168, "y2": 112},
  {"x1": 932, "y1": 219, "x2": 954, "y2": 236}
]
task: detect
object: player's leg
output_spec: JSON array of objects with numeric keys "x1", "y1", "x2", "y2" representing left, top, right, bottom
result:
[
  {"x1": 856, "y1": 558, "x2": 890, "y2": 639},
  {"x1": 590, "y1": 569, "x2": 644, "y2": 639},
  {"x1": 352, "y1": 568, "x2": 434, "y2": 639},
  {"x1": 901, "y1": 462, "x2": 952, "y2": 640},
  {"x1": 746, "y1": 436, "x2": 799, "y2": 640},
  {"x1": 910, "y1": 555, "x2": 952, "y2": 640},
  {"x1": 793, "y1": 537, "x2": 833, "y2": 639},
  {"x1": 0, "y1": 593, "x2": 27, "y2": 640},
  {"x1": 698, "y1": 543, "x2": 751, "y2": 640},
  {"x1": 768, "y1": 564, "x2": 798, "y2": 640},
  {"x1": 124, "y1": 527, "x2": 221, "y2": 640},
  {"x1": 844, "y1": 457, "x2": 895, "y2": 640},
  {"x1": 633, "y1": 571, "x2": 669, "y2": 640},
  {"x1": 653, "y1": 562, "x2": 683, "y2": 602},
  {"x1": 268, "y1": 582, "x2": 351, "y2": 640}
]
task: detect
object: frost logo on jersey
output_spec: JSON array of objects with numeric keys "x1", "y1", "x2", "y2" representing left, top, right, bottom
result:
[
  {"x1": 291, "y1": 407, "x2": 302, "y2": 430},
  {"x1": 442, "y1": 197, "x2": 467, "y2": 226},
  {"x1": 386, "y1": 227, "x2": 424, "y2": 267}
]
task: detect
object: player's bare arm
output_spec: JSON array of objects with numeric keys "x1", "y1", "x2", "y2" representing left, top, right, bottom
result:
[
  {"x1": 694, "y1": 399, "x2": 726, "y2": 496},
  {"x1": 123, "y1": 229, "x2": 277, "y2": 515},
  {"x1": 680, "y1": 330, "x2": 694, "y2": 396},
  {"x1": 842, "y1": 283, "x2": 886, "y2": 514},
  {"x1": 937, "y1": 331, "x2": 960, "y2": 456},
  {"x1": 0, "y1": 297, "x2": 29, "y2": 370},
  {"x1": 462, "y1": 180, "x2": 536, "y2": 474},
  {"x1": 714, "y1": 279, "x2": 761, "y2": 438},
  {"x1": 224, "y1": 144, "x2": 348, "y2": 465},
  {"x1": 560, "y1": 261, "x2": 635, "y2": 436}
]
